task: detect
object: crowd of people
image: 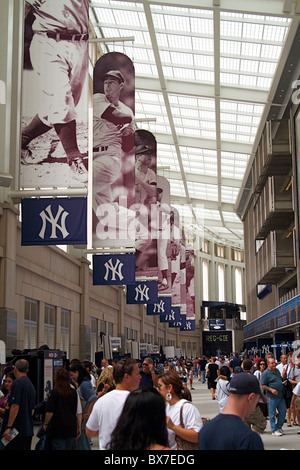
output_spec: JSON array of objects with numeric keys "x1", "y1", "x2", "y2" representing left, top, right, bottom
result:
[{"x1": 0, "y1": 350, "x2": 299, "y2": 451}]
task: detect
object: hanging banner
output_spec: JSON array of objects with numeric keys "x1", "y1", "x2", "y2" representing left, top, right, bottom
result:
[
  {"x1": 20, "y1": 0, "x2": 89, "y2": 189},
  {"x1": 93, "y1": 254, "x2": 135, "y2": 285},
  {"x1": 135, "y1": 129, "x2": 158, "y2": 279},
  {"x1": 160, "y1": 306, "x2": 179, "y2": 324},
  {"x1": 180, "y1": 319, "x2": 196, "y2": 331},
  {"x1": 126, "y1": 281, "x2": 158, "y2": 304},
  {"x1": 157, "y1": 176, "x2": 171, "y2": 294},
  {"x1": 21, "y1": 197, "x2": 87, "y2": 246},
  {"x1": 186, "y1": 243, "x2": 195, "y2": 320},
  {"x1": 92, "y1": 52, "x2": 135, "y2": 248},
  {"x1": 169, "y1": 306, "x2": 182, "y2": 328},
  {"x1": 146, "y1": 296, "x2": 172, "y2": 316},
  {"x1": 170, "y1": 207, "x2": 181, "y2": 304}
]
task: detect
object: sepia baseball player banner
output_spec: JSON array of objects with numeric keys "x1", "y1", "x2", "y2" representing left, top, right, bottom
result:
[
  {"x1": 156, "y1": 175, "x2": 172, "y2": 295},
  {"x1": 146, "y1": 296, "x2": 172, "y2": 316},
  {"x1": 134, "y1": 129, "x2": 158, "y2": 279},
  {"x1": 185, "y1": 244, "x2": 195, "y2": 320},
  {"x1": 20, "y1": 0, "x2": 89, "y2": 190},
  {"x1": 92, "y1": 52, "x2": 135, "y2": 249},
  {"x1": 21, "y1": 197, "x2": 87, "y2": 246},
  {"x1": 92, "y1": 254, "x2": 135, "y2": 285},
  {"x1": 126, "y1": 280, "x2": 159, "y2": 304},
  {"x1": 169, "y1": 206, "x2": 182, "y2": 305}
]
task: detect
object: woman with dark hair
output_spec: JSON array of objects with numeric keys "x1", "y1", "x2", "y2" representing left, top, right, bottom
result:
[
  {"x1": 206, "y1": 357, "x2": 219, "y2": 400},
  {"x1": 43, "y1": 368, "x2": 82, "y2": 450},
  {"x1": 109, "y1": 387, "x2": 170, "y2": 450},
  {"x1": 69, "y1": 363, "x2": 97, "y2": 450},
  {"x1": 216, "y1": 365, "x2": 231, "y2": 412},
  {"x1": 157, "y1": 372, "x2": 202, "y2": 450}
]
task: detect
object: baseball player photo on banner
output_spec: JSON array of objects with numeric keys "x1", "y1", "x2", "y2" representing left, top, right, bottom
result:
[
  {"x1": 169, "y1": 206, "x2": 182, "y2": 305},
  {"x1": 157, "y1": 175, "x2": 172, "y2": 295},
  {"x1": 20, "y1": 0, "x2": 89, "y2": 188},
  {"x1": 92, "y1": 52, "x2": 135, "y2": 248},
  {"x1": 134, "y1": 129, "x2": 158, "y2": 279}
]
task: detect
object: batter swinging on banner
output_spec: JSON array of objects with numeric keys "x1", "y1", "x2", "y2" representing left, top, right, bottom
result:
[{"x1": 21, "y1": 0, "x2": 89, "y2": 183}]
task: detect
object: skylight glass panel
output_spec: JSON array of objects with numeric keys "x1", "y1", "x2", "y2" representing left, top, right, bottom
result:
[
  {"x1": 194, "y1": 54, "x2": 214, "y2": 69},
  {"x1": 221, "y1": 20, "x2": 243, "y2": 38},
  {"x1": 263, "y1": 24, "x2": 286, "y2": 42},
  {"x1": 192, "y1": 37, "x2": 214, "y2": 52},
  {"x1": 190, "y1": 17, "x2": 214, "y2": 35},
  {"x1": 221, "y1": 57, "x2": 240, "y2": 71},
  {"x1": 261, "y1": 44, "x2": 282, "y2": 59},
  {"x1": 169, "y1": 179, "x2": 186, "y2": 197},
  {"x1": 168, "y1": 34, "x2": 192, "y2": 50},
  {"x1": 195, "y1": 70, "x2": 215, "y2": 83},
  {"x1": 164, "y1": 15, "x2": 190, "y2": 32},
  {"x1": 243, "y1": 23, "x2": 264, "y2": 40},
  {"x1": 257, "y1": 77, "x2": 272, "y2": 88},
  {"x1": 258, "y1": 61, "x2": 277, "y2": 75},
  {"x1": 221, "y1": 187, "x2": 239, "y2": 204}
]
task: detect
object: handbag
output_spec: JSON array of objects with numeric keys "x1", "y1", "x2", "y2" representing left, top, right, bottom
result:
[
  {"x1": 282, "y1": 379, "x2": 293, "y2": 401},
  {"x1": 175, "y1": 402, "x2": 199, "y2": 450}
]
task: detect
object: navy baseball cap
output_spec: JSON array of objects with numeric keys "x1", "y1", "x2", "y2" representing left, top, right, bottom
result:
[
  {"x1": 104, "y1": 70, "x2": 125, "y2": 83},
  {"x1": 228, "y1": 372, "x2": 267, "y2": 403}
]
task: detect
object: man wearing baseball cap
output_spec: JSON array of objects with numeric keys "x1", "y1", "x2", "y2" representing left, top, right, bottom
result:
[{"x1": 198, "y1": 373, "x2": 265, "y2": 450}]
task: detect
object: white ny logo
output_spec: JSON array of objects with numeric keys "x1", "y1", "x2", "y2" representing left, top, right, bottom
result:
[
  {"x1": 104, "y1": 258, "x2": 124, "y2": 281},
  {"x1": 153, "y1": 300, "x2": 165, "y2": 314},
  {"x1": 135, "y1": 284, "x2": 149, "y2": 302},
  {"x1": 39, "y1": 205, "x2": 69, "y2": 239}
]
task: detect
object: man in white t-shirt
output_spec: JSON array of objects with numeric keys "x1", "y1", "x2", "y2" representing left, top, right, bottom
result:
[
  {"x1": 86, "y1": 358, "x2": 141, "y2": 449},
  {"x1": 276, "y1": 354, "x2": 288, "y2": 376}
]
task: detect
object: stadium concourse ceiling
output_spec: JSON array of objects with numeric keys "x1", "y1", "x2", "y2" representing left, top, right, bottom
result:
[{"x1": 88, "y1": 0, "x2": 300, "y2": 249}]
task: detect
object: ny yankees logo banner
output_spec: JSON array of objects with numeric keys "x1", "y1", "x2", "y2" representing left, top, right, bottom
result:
[
  {"x1": 126, "y1": 281, "x2": 159, "y2": 304},
  {"x1": 93, "y1": 254, "x2": 135, "y2": 285},
  {"x1": 92, "y1": 52, "x2": 135, "y2": 249},
  {"x1": 168, "y1": 306, "x2": 182, "y2": 328},
  {"x1": 146, "y1": 296, "x2": 172, "y2": 316},
  {"x1": 180, "y1": 319, "x2": 196, "y2": 331},
  {"x1": 160, "y1": 306, "x2": 180, "y2": 324},
  {"x1": 20, "y1": 0, "x2": 89, "y2": 189},
  {"x1": 21, "y1": 197, "x2": 87, "y2": 245}
]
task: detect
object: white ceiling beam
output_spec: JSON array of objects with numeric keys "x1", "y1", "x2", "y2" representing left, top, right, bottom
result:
[
  {"x1": 135, "y1": 76, "x2": 270, "y2": 104},
  {"x1": 170, "y1": 194, "x2": 235, "y2": 212},
  {"x1": 158, "y1": 169, "x2": 242, "y2": 188},
  {"x1": 107, "y1": 0, "x2": 296, "y2": 17},
  {"x1": 154, "y1": 132, "x2": 253, "y2": 154}
]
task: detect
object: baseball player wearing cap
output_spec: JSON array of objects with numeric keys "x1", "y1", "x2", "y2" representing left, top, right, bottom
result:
[
  {"x1": 21, "y1": 0, "x2": 89, "y2": 183},
  {"x1": 93, "y1": 70, "x2": 135, "y2": 219},
  {"x1": 134, "y1": 144, "x2": 157, "y2": 270}
]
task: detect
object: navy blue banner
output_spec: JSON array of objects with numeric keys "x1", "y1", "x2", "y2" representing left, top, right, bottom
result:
[
  {"x1": 21, "y1": 197, "x2": 87, "y2": 245},
  {"x1": 126, "y1": 281, "x2": 158, "y2": 304},
  {"x1": 146, "y1": 296, "x2": 171, "y2": 315},
  {"x1": 93, "y1": 254, "x2": 135, "y2": 285},
  {"x1": 180, "y1": 318, "x2": 196, "y2": 331},
  {"x1": 169, "y1": 306, "x2": 182, "y2": 328},
  {"x1": 160, "y1": 306, "x2": 179, "y2": 323}
]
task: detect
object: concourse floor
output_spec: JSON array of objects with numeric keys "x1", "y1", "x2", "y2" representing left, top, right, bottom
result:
[{"x1": 32, "y1": 375, "x2": 300, "y2": 451}]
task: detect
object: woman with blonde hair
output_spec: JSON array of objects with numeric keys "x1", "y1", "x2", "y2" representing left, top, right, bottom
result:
[{"x1": 96, "y1": 367, "x2": 115, "y2": 397}]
